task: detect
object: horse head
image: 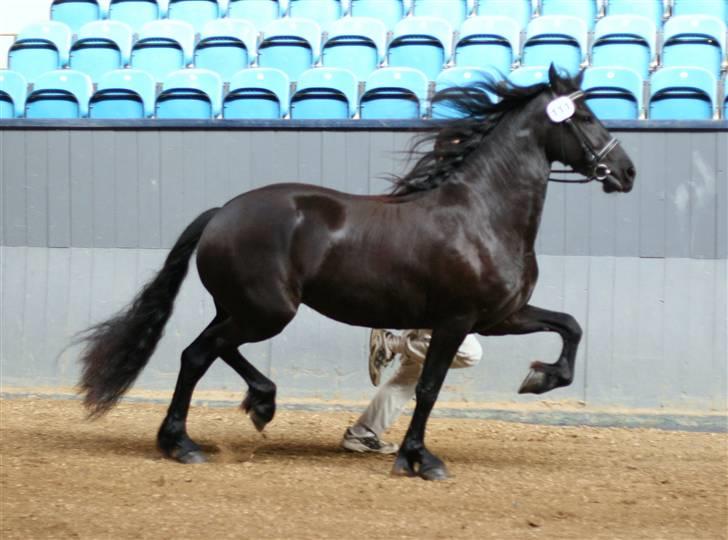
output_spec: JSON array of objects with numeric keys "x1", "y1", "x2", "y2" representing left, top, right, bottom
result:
[{"x1": 543, "y1": 64, "x2": 636, "y2": 193}]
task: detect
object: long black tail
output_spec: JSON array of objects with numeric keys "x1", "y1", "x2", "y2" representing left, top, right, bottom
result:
[{"x1": 78, "y1": 208, "x2": 220, "y2": 417}]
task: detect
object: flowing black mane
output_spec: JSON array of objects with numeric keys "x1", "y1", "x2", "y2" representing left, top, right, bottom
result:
[{"x1": 390, "y1": 78, "x2": 558, "y2": 196}]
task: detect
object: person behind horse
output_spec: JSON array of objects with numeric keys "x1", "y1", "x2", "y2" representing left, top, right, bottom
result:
[{"x1": 342, "y1": 330, "x2": 483, "y2": 453}]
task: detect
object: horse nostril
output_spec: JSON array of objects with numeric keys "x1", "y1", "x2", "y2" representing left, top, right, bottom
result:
[{"x1": 627, "y1": 166, "x2": 636, "y2": 179}]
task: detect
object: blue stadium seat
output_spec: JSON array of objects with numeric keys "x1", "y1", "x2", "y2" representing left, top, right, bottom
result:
[
  {"x1": 662, "y1": 15, "x2": 726, "y2": 76},
  {"x1": 432, "y1": 66, "x2": 500, "y2": 118},
  {"x1": 194, "y1": 19, "x2": 258, "y2": 82},
  {"x1": 583, "y1": 66, "x2": 644, "y2": 120},
  {"x1": 224, "y1": 67, "x2": 290, "y2": 118},
  {"x1": 227, "y1": 0, "x2": 282, "y2": 29},
  {"x1": 70, "y1": 21, "x2": 134, "y2": 82},
  {"x1": 509, "y1": 65, "x2": 549, "y2": 87},
  {"x1": 522, "y1": 16, "x2": 588, "y2": 75},
  {"x1": 606, "y1": 0, "x2": 663, "y2": 25},
  {"x1": 108, "y1": 0, "x2": 162, "y2": 32},
  {"x1": 290, "y1": 67, "x2": 358, "y2": 118},
  {"x1": 476, "y1": 0, "x2": 532, "y2": 30},
  {"x1": 540, "y1": 0, "x2": 597, "y2": 29},
  {"x1": 51, "y1": 0, "x2": 102, "y2": 34},
  {"x1": 25, "y1": 69, "x2": 93, "y2": 118},
  {"x1": 8, "y1": 22, "x2": 73, "y2": 83},
  {"x1": 454, "y1": 16, "x2": 520, "y2": 73},
  {"x1": 388, "y1": 16, "x2": 453, "y2": 81},
  {"x1": 649, "y1": 67, "x2": 717, "y2": 120},
  {"x1": 156, "y1": 68, "x2": 223, "y2": 118},
  {"x1": 131, "y1": 20, "x2": 195, "y2": 81},
  {"x1": 349, "y1": 0, "x2": 405, "y2": 31},
  {"x1": 359, "y1": 67, "x2": 428, "y2": 119},
  {"x1": 167, "y1": 0, "x2": 222, "y2": 33},
  {"x1": 89, "y1": 69, "x2": 157, "y2": 118},
  {"x1": 412, "y1": 0, "x2": 469, "y2": 30},
  {"x1": 672, "y1": 0, "x2": 727, "y2": 23},
  {"x1": 288, "y1": 0, "x2": 343, "y2": 31},
  {"x1": 0, "y1": 70, "x2": 28, "y2": 119},
  {"x1": 322, "y1": 16, "x2": 387, "y2": 81},
  {"x1": 591, "y1": 15, "x2": 657, "y2": 78},
  {"x1": 258, "y1": 18, "x2": 321, "y2": 81}
]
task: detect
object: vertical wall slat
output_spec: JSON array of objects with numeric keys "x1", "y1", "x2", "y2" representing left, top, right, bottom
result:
[
  {"x1": 297, "y1": 130, "x2": 323, "y2": 185},
  {"x1": 181, "y1": 131, "x2": 206, "y2": 237},
  {"x1": 636, "y1": 131, "x2": 666, "y2": 257},
  {"x1": 70, "y1": 131, "x2": 94, "y2": 247},
  {"x1": 664, "y1": 132, "x2": 693, "y2": 258},
  {"x1": 321, "y1": 131, "x2": 347, "y2": 189},
  {"x1": 114, "y1": 131, "x2": 140, "y2": 248},
  {"x1": 614, "y1": 132, "x2": 641, "y2": 257},
  {"x1": 2, "y1": 131, "x2": 26, "y2": 245},
  {"x1": 345, "y1": 132, "x2": 370, "y2": 195},
  {"x1": 160, "y1": 131, "x2": 185, "y2": 246},
  {"x1": 368, "y1": 131, "x2": 395, "y2": 195},
  {"x1": 25, "y1": 131, "x2": 48, "y2": 246},
  {"x1": 137, "y1": 131, "x2": 162, "y2": 248},
  {"x1": 47, "y1": 131, "x2": 71, "y2": 247},
  {"x1": 91, "y1": 132, "x2": 116, "y2": 246},
  {"x1": 688, "y1": 132, "x2": 718, "y2": 258},
  {"x1": 224, "y1": 130, "x2": 252, "y2": 196}
]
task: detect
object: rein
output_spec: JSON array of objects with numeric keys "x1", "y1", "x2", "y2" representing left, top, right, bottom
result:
[{"x1": 546, "y1": 90, "x2": 621, "y2": 185}]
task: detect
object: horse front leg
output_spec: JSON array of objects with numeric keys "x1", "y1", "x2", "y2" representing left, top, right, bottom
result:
[
  {"x1": 392, "y1": 323, "x2": 470, "y2": 481},
  {"x1": 480, "y1": 304, "x2": 582, "y2": 394}
]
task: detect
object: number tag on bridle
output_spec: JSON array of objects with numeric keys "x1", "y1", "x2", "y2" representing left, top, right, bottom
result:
[{"x1": 546, "y1": 96, "x2": 576, "y2": 123}]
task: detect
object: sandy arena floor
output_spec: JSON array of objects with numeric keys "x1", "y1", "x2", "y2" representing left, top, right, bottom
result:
[{"x1": 1, "y1": 398, "x2": 726, "y2": 539}]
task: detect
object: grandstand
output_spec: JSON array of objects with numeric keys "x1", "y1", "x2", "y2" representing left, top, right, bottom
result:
[{"x1": 1, "y1": 0, "x2": 727, "y2": 120}]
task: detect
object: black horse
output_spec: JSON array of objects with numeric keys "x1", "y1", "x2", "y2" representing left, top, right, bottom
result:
[{"x1": 78, "y1": 66, "x2": 635, "y2": 480}]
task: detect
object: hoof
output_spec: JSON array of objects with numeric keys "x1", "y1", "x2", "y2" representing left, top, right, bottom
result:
[
  {"x1": 420, "y1": 465, "x2": 450, "y2": 481},
  {"x1": 241, "y1": 391, "x2": 275, "y2": 432},
  {"x1": 175, "y1": 450, "x2": 208, "y2": 464},
  {"x1": 390, "y1": 455, "x2": 416, "y2": 478},
  {"x1": 518, "y1": 368, "x2": 548, "y2": 394},
  {"x1": 247, "y1": 409, "x2": 269, "y2": 433}
]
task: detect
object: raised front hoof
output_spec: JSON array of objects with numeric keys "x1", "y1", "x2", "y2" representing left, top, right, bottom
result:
[
  {"x1": 241, "y1": 391, "x2": 276, "y2": 432},
  {"x1": 518, "y1": 361, "x2": 571, "y2": 395}
]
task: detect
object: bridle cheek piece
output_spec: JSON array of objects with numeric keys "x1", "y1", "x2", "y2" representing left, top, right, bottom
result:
[{"x1": 547, "y1": 90, "x2": 621, "y2": 184}]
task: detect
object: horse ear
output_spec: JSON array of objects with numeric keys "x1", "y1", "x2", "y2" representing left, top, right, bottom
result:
[
  {"x1": 574, "y1": 68, "x2": 585, "y2": 89},
  {"x1": 548, "y1": 63, "x2": 560, "y2": 88}
]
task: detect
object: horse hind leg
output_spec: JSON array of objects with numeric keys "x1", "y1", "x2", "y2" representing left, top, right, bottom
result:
[
  {"x1": 219, "y1": 348, "x2": 277, "y2": 432},
  {"x1": 215, "y1": 297, "x2": 298, "y2": 432},
  {"x1": 157, "y1": 314, "x2": 231, "y2": 463}
]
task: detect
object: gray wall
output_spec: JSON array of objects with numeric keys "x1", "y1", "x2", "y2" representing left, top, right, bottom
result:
[{"x1": 1, "y1": 127, "x2": 726, "y2": 412}]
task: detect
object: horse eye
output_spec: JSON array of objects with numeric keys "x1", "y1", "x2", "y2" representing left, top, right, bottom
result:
[{"x1": 580, "y1": 114, "x2": 594, "y2": 123}]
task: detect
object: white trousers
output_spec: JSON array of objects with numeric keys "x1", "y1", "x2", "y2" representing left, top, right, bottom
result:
[{"x1": 351, "y1": 331, "x2": 483, "y2": 438}]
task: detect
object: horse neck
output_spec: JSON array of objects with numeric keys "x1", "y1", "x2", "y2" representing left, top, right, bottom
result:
[{"x1": 463, "y1": 109, "x2": 552, "y2": 250}]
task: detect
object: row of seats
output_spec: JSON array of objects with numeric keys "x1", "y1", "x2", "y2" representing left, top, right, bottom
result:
[
  {"x1": 2, "y1": 65, "x2": 727, "y2": 120},
  {"x1": 8, "y1": 12, "x2": 728, "y2": 89},
  {"x1": 49, "y1": 0, "x2": 728, "y2": 34}
]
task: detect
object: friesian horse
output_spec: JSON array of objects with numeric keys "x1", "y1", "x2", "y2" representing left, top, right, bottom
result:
[{"x1": 78, "y1": 66, "x2": 635, "y2": 480}]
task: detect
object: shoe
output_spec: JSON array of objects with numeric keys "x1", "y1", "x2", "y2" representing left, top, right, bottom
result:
[
  {"x1": 341, "y1": 428, "x2": 399, "y2": 454},
  {"x1": 369, "y1": 329, "x2": 396, "y2": 387}
]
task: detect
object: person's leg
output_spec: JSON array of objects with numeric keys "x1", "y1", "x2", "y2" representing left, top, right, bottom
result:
[
  {"x1": 350, "y1": 351, "x2": 422, "y2": 437},
  {"x1": 343, "y1": 331, "x2": 483, "y2": 453},
  {"x1": 343, "y1": 330, "x2": 423, "y2": 453},
  {"x1": 451, "y1": 334, "x2": 483, "y2": 368}
]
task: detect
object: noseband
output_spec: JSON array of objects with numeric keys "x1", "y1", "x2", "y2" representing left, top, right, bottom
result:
[{"x1": 547, "y1": 90, "x2": 621, "y2": 184}]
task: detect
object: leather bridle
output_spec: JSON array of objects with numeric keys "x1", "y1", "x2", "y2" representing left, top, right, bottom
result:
[{"x1": 547, "y1": 90, "x2": 621, "y2": 184}]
